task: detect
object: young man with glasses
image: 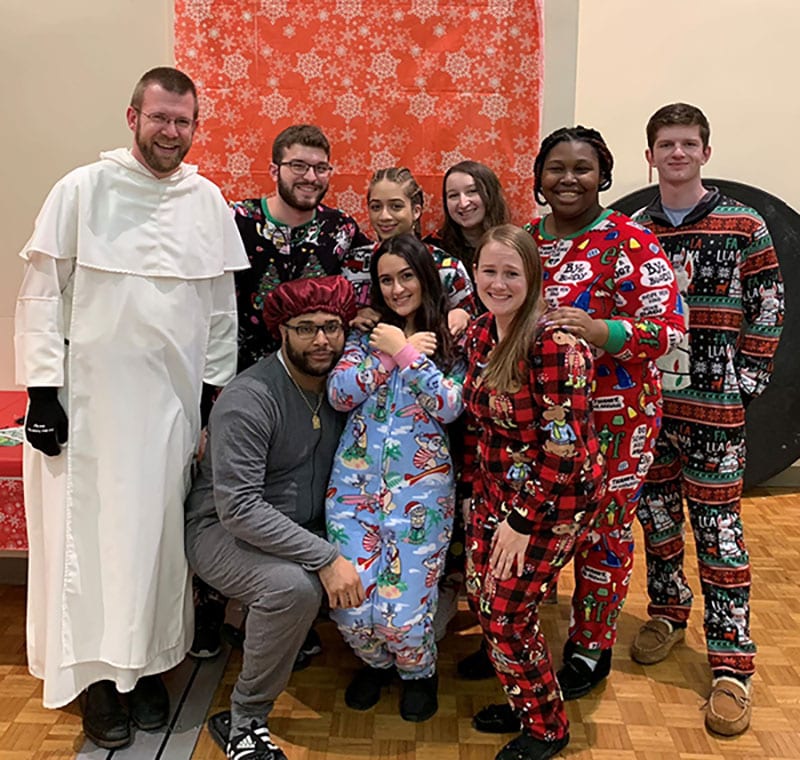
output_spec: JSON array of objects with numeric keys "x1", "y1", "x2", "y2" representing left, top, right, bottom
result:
[
  {"x1": 184, "y1": 276, "x2": 364, "y2": 760},
  {"x1": 14, "y1": 67, "x2": 247, "y2": 749},
  {"x1": 231, "y1": 124, "x2": 371, "y2": 373}
]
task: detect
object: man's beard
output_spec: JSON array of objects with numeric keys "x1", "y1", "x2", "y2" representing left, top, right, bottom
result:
[
  {"x1": 135, "y1": 122, "x2": 190, "y2": 175},
  {"x1": 277, "y1": 173, "x2": 328, "y2": 211},
  {"x1": 284, "y1": 339, "x2": 340, "y2": 377}
]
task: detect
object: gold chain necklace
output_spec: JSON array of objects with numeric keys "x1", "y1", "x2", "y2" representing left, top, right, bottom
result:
[{"x1": 284, "y1": 366, "x2": 324, "y2": 430}]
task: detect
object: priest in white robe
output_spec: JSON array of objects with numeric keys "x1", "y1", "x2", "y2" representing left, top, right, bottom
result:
[{"x1": 14, "y1": 66, "x2": 248, "y2": 750}]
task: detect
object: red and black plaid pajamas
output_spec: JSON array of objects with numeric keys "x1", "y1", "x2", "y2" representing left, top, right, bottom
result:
[{"x1": 463, "y1": 316, "x2": 605, "y2": 740}]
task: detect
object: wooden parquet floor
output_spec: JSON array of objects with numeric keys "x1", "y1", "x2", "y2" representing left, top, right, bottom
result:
[{"x1": 2, "y1": 487, "x2": 800, "y2": 759}]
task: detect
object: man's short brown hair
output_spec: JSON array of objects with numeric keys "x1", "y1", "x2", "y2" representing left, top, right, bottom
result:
[
  {"x1": 271, "y1": 125, "x2": 330, "y2": 164},
  {"x1": 646, "y1": 103, "x2": 710, "y2": 149},
  {"x1": 130, "y1": 67, "x2": 199, "y2": 119}
]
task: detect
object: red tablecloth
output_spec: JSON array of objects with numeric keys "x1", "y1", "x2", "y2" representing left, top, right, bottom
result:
[{"x1": 0, "y1": 391, "x2": 27, "y2": 551}]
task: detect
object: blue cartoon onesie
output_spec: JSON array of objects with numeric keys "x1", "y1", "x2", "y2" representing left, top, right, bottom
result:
[{"x1": 326, "y1": 331, "x2": 465, "y2": 679}]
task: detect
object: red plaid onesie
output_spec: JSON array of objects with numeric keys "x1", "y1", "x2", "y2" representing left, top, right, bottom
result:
[{"x1": 463, "y1": 316, "x2": 605, "y2": 740}]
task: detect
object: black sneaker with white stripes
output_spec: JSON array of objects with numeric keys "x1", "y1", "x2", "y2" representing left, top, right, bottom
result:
[{"x1": 207, "y1": 711, "x2": 287, "y2": 760}]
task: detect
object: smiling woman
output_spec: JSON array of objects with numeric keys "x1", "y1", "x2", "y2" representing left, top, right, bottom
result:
[
  {"x1": 428, "y1": 161, "x2": 511, "y2": 279},
  {"x1": 324, "y1": 233, "x2": 466, "y2": 724},
  {"x1": 339, "y1": 167, "x2": 477, "y2": 334},
  {"x1": 461, "y1": 224, "x2": 604, "y2": 760},
  {"x1": 519, "y1": 125, "x2": 686, "y2": 703}
]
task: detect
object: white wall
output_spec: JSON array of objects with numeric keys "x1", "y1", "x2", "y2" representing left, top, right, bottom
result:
[
  {"x1": 572, "y1": 0, "x2": 800, "y2": 211},
  {"x1": 0, "y1": 0, "x2": 173, "y2": 389}
]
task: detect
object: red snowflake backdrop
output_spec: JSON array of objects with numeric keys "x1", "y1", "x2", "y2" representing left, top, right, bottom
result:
[{"x1": 175, "y1": 0, "x2": 543, "y2": 234}]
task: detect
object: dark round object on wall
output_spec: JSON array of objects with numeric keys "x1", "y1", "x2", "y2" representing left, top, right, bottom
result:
[{"x1": 612, "y1": 180, "x2": 800, "y2": 488}]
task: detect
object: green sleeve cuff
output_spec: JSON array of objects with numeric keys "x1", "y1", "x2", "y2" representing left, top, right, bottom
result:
[{"x1": 602, "y1": 320, "x2": 627, "y2": 354}]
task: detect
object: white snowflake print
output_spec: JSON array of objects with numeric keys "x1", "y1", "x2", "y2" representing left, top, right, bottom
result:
[
  {"x1": 226, "y1": 151, "x2": 253, "y2": 179},
  {"x1": 513, "y1": 153, "x2": 536, "y2": 178},
  {"x1": 410, "y1": 0, "x2": 439, "y2": 23},
  {"x1": 444, "y1": 51, "x2": 472, "y2": 81},
  {"x1": 259, "y1": 90, "x2": 291, "y2": 122},
  {"x1": 334, "y1": 186, "x2": 364, "y2": 219},
  {"x1": 519, "y1": 52, "x2": 541, "y2": 80},
  {"x1": 370, "y1": 148, "x2": 399, "y2": 171},
  {"x1": 488, "y1": 0, "x2": 516, "y2": 20},
  {"x1": 408, "y1": 91, "x2": 438, "y2": 122},
  {"x1": 222, "y1": 53, "x2": 250, "y2": 81},
  {"x1": 340, "y1": 126, "x2": 357, "y2": 143},
  {"x1": 480, "y1": 93, "x2": 509, "y2": 123},
  {"x1": 459, "y1": 127, "x2": 482, "y2": 150},
  {"x1": 259, "y1": 0, "x2": 289, "y2": 20},
  {"x1": 197, "y1": 93, "x2": 217, "y2": 121},
  {"x1": 185, "y1": 0, "x2": 214, "y2": 24},
  {"x1": 334, "y1": 92, "x2": 365, "y2": 122},
  {"x1": 439, "y1": 149, "x2": 467, "y2": 172},
  {"x1": 369, "y1": 51, "x2": 401, "y2": 80},
  {"x1": 295, "y1": 51, "x2": 326, "y2": 82},
  {"x1": 175, "y1": 0, "x2": 544, "y2": 228},
  {"x1": 335, "y1": 0, "x2": 362, "y2": 22}
]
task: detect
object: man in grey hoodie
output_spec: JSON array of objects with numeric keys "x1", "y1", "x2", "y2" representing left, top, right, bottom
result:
[{"x1": 184, "y1": 275, "x2": 364, "y2": 760}]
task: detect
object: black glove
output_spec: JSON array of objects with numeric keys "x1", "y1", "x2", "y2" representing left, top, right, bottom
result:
[{"x1": 25, "y1": 387, "x2": 68, "y2": 456}]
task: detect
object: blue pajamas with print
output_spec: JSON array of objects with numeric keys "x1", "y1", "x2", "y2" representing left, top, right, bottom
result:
[
  {"x1": 327, "y1": 497, "x2": 453, "y2": 678},
  {"x1": 326, "y1": 330, "x2": 465, "y2": 679}
]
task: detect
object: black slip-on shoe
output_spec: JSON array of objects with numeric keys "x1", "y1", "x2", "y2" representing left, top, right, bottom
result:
[
  {"x1": 79, "y1": 680, "x2": 131, "y2": 749},
  {"x1": 495, "y1": 731, "x2": 569, "y2": 760},
  {"x1": 557, "y1": 647, "x2": 612, "y2": 700},
  {"x1": 472, "y1": 702, "x2": 520, "y2": 733},
  {"x1": 345, "y1": 666, "x2": 395, "y2": 710},
  {"x1": 399, "y1": 673, "x2": 438, "y2": 722},
  {"x1": 129, "y1": 674, "x2": 170, "y2": 731}
]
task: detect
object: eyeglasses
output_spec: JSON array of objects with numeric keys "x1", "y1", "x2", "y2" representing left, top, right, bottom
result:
[
  {"x1": 278, "y1": 160, "x2": 334, "y2": 177},
  {"x1": 284, "y1": 320, "x2": 344, "y2": 339},
  {"x1": 134, "y1": 108, "x2": 195, "y2": 132}
]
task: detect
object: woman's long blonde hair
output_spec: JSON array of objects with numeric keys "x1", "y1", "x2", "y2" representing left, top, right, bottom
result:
[{"x1": 475, "y1": 224, "x2": 545, "y2": 393}]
